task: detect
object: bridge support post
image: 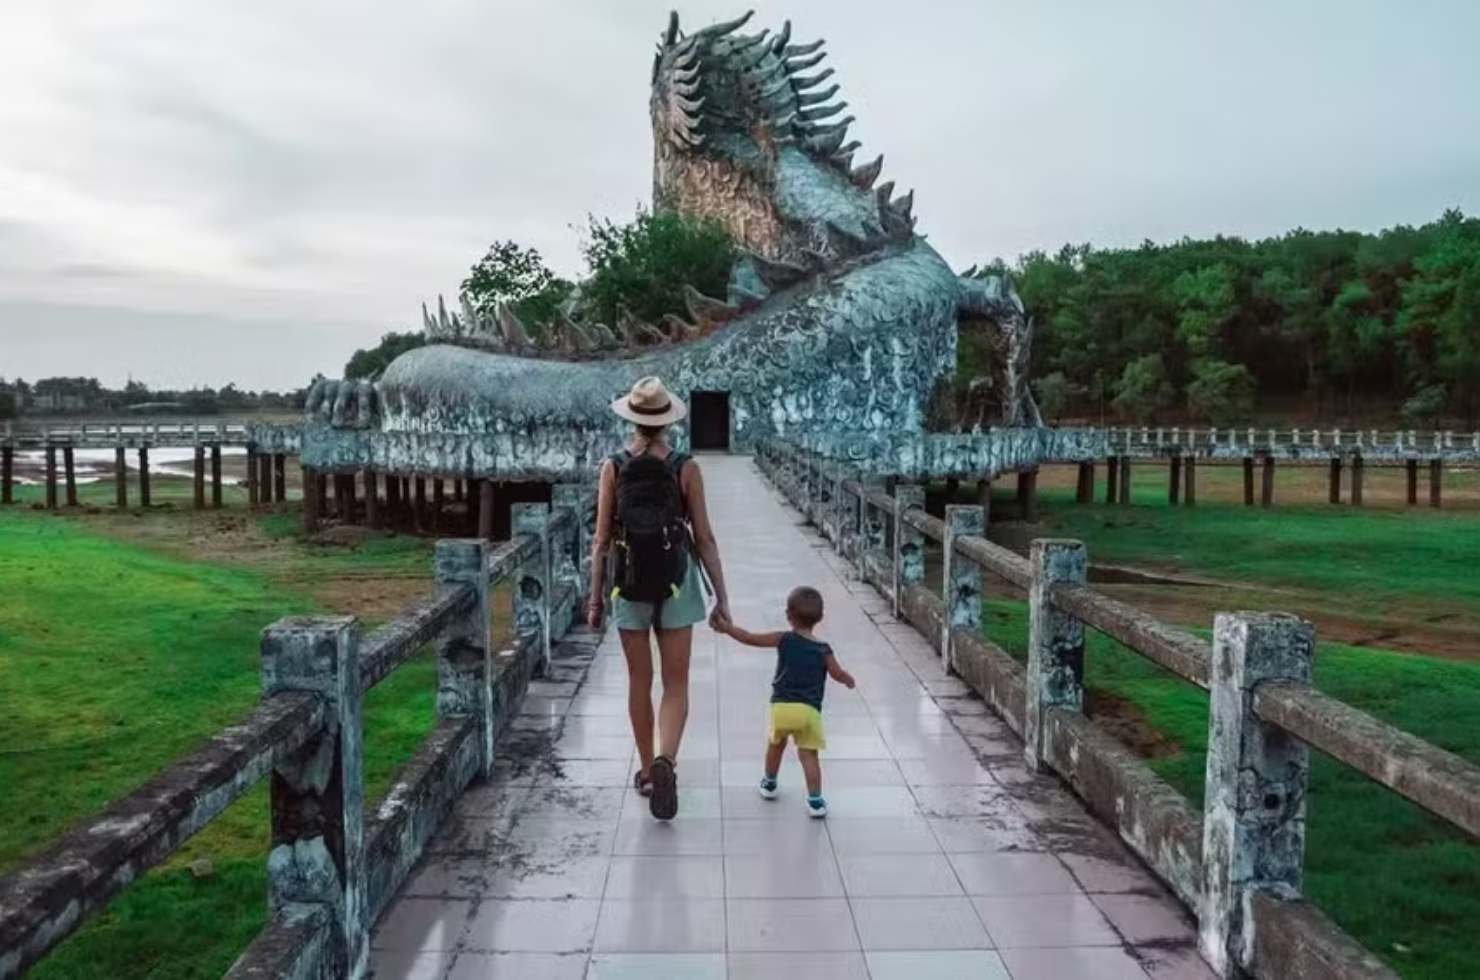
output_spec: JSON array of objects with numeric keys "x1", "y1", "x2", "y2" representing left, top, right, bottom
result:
[
  {"x1": 246, "y1": 446, "x2": 259, "y2": 507},
  {"x1": 1104, "y1": 457, "x2": 1119, "y2": 505},
  {"x1": 1016, "y1": 468, "x2": 1039, "y2": 521},
  {"x1": 512, "y1": 503, "x2": 552, "y2": 675},
  {"x1": 259, "y1": 454, "x2": 275, "y2": 505},
  {"x1": 432, "y1": 479, "x2": 446, "y2": 532},
  {"x1": 1116, "y1": 457, "x2": 1131, "y2": 504},
  {"x1": 1200, "y1": 612, "x2": 1315, "y2": 978},
  {"x1": 1242, "y1": 457, "x2": 1254, "y2": 506},
  {"x1": 2, "y1": 444, "x2": 14, "y2": 504},
  {"x1": 139, "y1": 447, "x2": 153, "y2": 508},
  {"x1": 62, "y1": 446, "x2": 77, "y2": 507},
  {"x1": 115, "y1": 447, "x2": 128, "y2": 509},
  {"x1": 302, "y1": 466, "x2": 320, "y2": 532},
  {"x1": 976, "y1": 478, "x2": 992, "y2": 521},
  {"x1": 1429, "y1": 459, "x2": 1443, "y2": 508},
  {"x1": 364, "y1": 472, "x2": 381, "y2": 529},
  {"x1": 893, "y1": 485, "x2": 926, "y2": 620},
  {"x1": 434, "y1": 540, "x2": 495, "y2": 776},
  {"x1": 1261, "y1": 456, "x2": 1275, "y2": 508},
  {"x1": 942, "y1": 505, "x2": 985, "y2": 674},
  {"x1": 259, "y1": 616, "x2": 368, "y2": 979},
  {"x1": 413, "y1": 477, "x2": 427, "y2": 532},
  {"x1": 1184, "y1": 456, "x2": 1197, "y2": 505},
  {"x1": 478, "y1": 481, "x2": 496, "y2": 541},
  {"x1": 211, "y1": 445, "x2": 223, "y2": 509},
  {"x1": 1168, "y1": 457, "x2": 1182, "y2": 506},
  {"x1": 44, "y1": 445, "x2": 58, "y2": 510},
  {"x1": 274, "y1": 454, "x2": 287, "y2": 502},
  {"x1": 1074, "y1": 463, "x2": 1094, "y2": 505},
  {"x1": 1328, "y1": 458, "x2": 1342, "y2": 505},
  {"x1": 193, "y1": 446, "x2": 206, "y2": 510},
  {"x1": 1405, "y1": 459, "x2": 1418, "y2": 506},
  {"x1": 1350, "y1": 455, "x2": 1364, "y2": 507},
  {"x1": 1024, "y1": 539, "x2": 1087, "y2": 772}
]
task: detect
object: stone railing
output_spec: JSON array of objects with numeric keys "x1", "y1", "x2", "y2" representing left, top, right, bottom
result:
[
  {"x1": 757, "y1": 438, "x2": 1480, "y2": 980},
  {"x1": 1, "y1": 420, "x2": 263, "y2": 448},
  {"x1": 0, "y1": 494, "x2": 594, "y2": 979}
]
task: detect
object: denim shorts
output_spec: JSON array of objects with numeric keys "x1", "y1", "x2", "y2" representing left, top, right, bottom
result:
[{"x1": 612, "y1": 557, "x2": 708, "y2": 631}]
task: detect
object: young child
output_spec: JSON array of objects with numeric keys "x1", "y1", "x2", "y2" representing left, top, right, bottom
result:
[{"x1": 718, "y1": 586, "x2": 856, "y2": 817}]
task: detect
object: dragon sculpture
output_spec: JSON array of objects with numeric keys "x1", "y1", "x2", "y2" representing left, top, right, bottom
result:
[{"x1": 300, "y1": 10, "x2": 1039, "y2": 477}]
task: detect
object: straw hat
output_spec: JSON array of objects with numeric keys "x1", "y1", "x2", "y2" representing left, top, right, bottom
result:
[{"x1": 611, "y1": 376, "x2": 688, "y2": 426}]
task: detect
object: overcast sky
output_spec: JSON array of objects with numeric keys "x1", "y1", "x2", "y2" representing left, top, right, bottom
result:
[{"x1": 2, "y1": 0, "x2": 1478, "y2": 391}]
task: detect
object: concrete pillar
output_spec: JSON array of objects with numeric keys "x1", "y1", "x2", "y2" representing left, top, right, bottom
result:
[
  {"x1": 1327, "y1": 458, "x2": 1342, "y2": 505},
  {"x1": 432, "y1": 479, "x2": 446, "y2": 532},
  {"x1": 1430, "y1": 459, "x2": 1443, "y2": 508},
  {"x1": 260, "y1": 616, "x2": 368, "y2": 978},
  {"x1": 115, "y1": 447, "x2": 127, "y2": 509},
  {"x1": 62, "y1": 446, "x2": 77, "y2": 507},
  {"x1": 1260, "y1": 456, "x2": 1275, "y2": 508},
  {"x1": 839, "y1": 477, "x2": 861, "y2": 563},
  {"x1": 1024, "y1": 539, "x2": 1087, "y2": 772},
  {"x1": 1406, "y1": 459, "x2": 1418, "y2": 506},
  {"x1": 255, "y1": 454, "x2": 271, "y2": 505},
  {"x1": 1075, "y1": 462, "x2": 1094, "y2": 505},
  {"x1": 1168, "y1": 457, "x2": 1182, "y2": 506},
  {"x1": 211, "y1": 445, "x2": 223, "y2": 509},
  {"x1": 246, "y1": 447, "x2": 259, "y2": 506},
  {"x1": 274, "y1": 454, "x2": 287, "y2": 502},
  {"x1": 1200, "y1": 613, "x2": 1315, "y2": 978},
  {"x1": 478, "y1": 480, "x2": 496, "y2": 541},
  {"x1": 1242, "y1": 457, "x2": 1255, "y2": 506},
  {"x1": 138, "y1": 447, "x2": 152, "y2": 508},
  {"x1": 1105, "y1": 457, "x2": 1119, "y2": 505},
  {"x1": 943, "y1": 476, "x2": 960, "y2": 503},
  {"x1": 365, "y1": 472, "x2": 381, "y2": 529},
  {"x1": 434, "y1": 540, "x2": 495, "y2": 775},
  {"x1": 1017, "y1": 468, "x2": 1039, "y2": 521},
  {"x1": 976, "y1": 479, "x2": 993, "y2": 522},
  {"x1": 512, "y1": 503, "x2": 552, "y2": 674},
  {"x1": 341, "y1": 473, "x2": 359, "y2": 522},
  {"x1": 1184, "y1": 457, "x2": 1197, "y2": 506},
  {"x1": 413, "y1": 477, "x2": 427, "y2": 532},
  {"x1": 858, "y1": 481, "x2": 888, "y2": 584},
  {"x1": 1116, "y1": 456, "x2": 1131, "y2": 505},
  {"x1": 1350, "y1": 455, "x2": 1364, "y2": 507},
  {"x1": 301, "y1": 467, "x2": 319, "y2": 532},
  {"x1": 1, "y1": 445, "x2": 12, "y2": 505},
  {"x1": 553, "y1": 483, "x2": 594, "y2": 604},
  {"x1": 386, "y1": 473, "x2": 402, "y2": 522},
  {"x1": 893, "y1": 485, "x2": 926, "y2": 619},
  {"x1": 942, "y1": 505, "x2": 985, "y2": 673},
  {"x1": 316, "y1": 473, "x2": 329, "y2": 515},
  {"x1": 45, "y1": 445, "x2": 58, "y2": 510},
  {"x1": 193, "y1": 446, "x2": 207, "y2": 510}
]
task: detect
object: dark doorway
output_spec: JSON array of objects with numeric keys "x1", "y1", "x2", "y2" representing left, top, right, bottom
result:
[{"x1": 689, "y1": 390, "x2": 731, "y2": 451}]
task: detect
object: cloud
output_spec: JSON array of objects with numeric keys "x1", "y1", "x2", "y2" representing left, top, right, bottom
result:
[{"x1": 1, "y1": 0, "x2": 1479, "y2": 389}]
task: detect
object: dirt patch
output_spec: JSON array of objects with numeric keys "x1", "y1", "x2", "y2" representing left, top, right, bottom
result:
[{"x1": 1084, "y1": 689, "x2": 1182, "y2": 760}]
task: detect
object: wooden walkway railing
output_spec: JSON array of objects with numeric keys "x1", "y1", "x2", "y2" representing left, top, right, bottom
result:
[
  {"x1": 0, "y1": 495, "x2": 594, "y2": 979},
  {"x1": 758, "y1": 438, "x2": 1480, "y2": 980}
]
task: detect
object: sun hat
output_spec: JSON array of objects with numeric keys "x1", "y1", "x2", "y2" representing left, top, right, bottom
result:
[{"x1": 610, "y1": 376, "x2": 688, "y2": 426}]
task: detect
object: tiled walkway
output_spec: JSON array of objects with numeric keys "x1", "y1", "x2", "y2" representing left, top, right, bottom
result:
[{"x1": 370, "y1": 456, "x2": 1215, "y2": 979}]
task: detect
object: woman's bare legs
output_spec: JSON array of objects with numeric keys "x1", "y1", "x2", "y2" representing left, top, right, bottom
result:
[
  {"x1": 655, "y1": 626, "x2": 694, "y2": 760},
  {"x1": 619, "y1": 628, "x2": 656, "y2": 776}
]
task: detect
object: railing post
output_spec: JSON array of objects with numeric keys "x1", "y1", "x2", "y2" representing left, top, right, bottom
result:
[
  {"x1": 552, "y1": 484, "x2": 590, "y2": 629},
  {"x1": 434, "y1": 540, "x2": 495, "y2": 775},
  {"x1": 893, "y1": 485, "x2": 926, "y2": 619},
  {"x1": 1024, "y1": 539, "x2": 1087, "y2": 772},
  {"x1": 942, "y1": 505, "x2": 985, "y2": 673},
  {"x1": 840, "y1": 479, "x2": 861, "y2": 564},
  {"x1": 512, "y1": 503, "x2": 552, "y2": 673},
  {"x1": 260, "y1": 616, "x2": 367, "y2": 979},
  {"x1": 1200, "y1": 612, "x2": 1316, "y2": 978},
  {"x1": 858, "y1": 482, "x2": 887, "y2": 586},
  {"x1": 828, "y1": 461, "x2": 846, "y2": 551}
]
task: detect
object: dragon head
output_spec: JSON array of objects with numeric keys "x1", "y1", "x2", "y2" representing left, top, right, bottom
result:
[{"x1": 649, "y1": 10, "x2": 914, "y2": 265}]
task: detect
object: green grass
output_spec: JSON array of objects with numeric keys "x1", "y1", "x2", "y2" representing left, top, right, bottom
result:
[
  {"x1": 972, "y1": 496, "x2": 1480, "y2": 978},
  {"x1": 0, "y1": 509, "x2": 438, "y2": 979}
]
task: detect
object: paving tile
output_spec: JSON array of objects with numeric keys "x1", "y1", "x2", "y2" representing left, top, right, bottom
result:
[
  {"x1": 865, "y1": 949, "x2": 1012, "y2": 980},
  {"x1": 592, "y1": 899, "x2": 727, "y2": 953},
  {"x1": 972, "y1": 894, "x2": 1121, "y2": 947},
  {"x1": 605, "y1": 856, "x2": 725, "y2": 899},
  {"x1": 613, "y1": 817, "x2": 724, "y2": 856},
  {"x1": 1061, "y1": 853, "x2": 1163, "y2": 894},
  {"x1": 910, "y1": 783, "x2": 1012, "y2": 819},
  {"x1": 838, "y1": 853, "x2": 964, "y2": 897},
  {"x1": 727, "y1": 951, "x2": 871, "y2": 980},
  {"x1": 727, "y1": 898, "x2": 860, "y2": 951},
  {"x1": 403, "y1": 853, "x2": 611, "y2": 900},
  {"x1": 850, "y1": 896, "x2": 992, "y2": 950},
  {"x1": 1092, "y1": 893, "x2": 1198, "y2": 944},
  {"x1": 371, "y1": 897, "x2": 473, "y2": 951},
  {"x1": 1137, "y1": 943, "x2": 1219, "y2": 978},
  {"x1": 367, "y1": 948, "x2": 456, "y2": 979},
  {"x1": 724, "y1": 850, "x2": 845, "y2": 898},
  {"x1": 997, "y1": 945, "x2": 1151, "y2": 980},
  {"x1": 926, "y1": 815, "x2": 1044, "y2": 854},
  {"x1": 501, "y1": 818, "x2": 617, "y2": 857},
  {"x1": 444, "y1": 952, "x2": 588, "y2": 979},
  {"x1": 946, "y1": 852, "x2": 1080, "y2": 896},
  {"x1": 586, "y1": 952, "x2": 726, "y2": 980},
  {"x1": 825, "y1": 816, "x2": 943, "y2": 856},
  {"x1": 520, "y1": 785, "x2": 629, "y2": 818},
  {"x1": 721, "y1": 816, "x2": 830, "y2": 855},
  {"x1": 460, "y1": 899, "x2": 601, "y2": 953}
]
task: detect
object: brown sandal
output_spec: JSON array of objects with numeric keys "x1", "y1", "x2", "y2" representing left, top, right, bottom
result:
[
  {"x1": 649, "y1": 755, "x2": 678, "y2": 820},
  {"x1": 634, "y1": 769, "x2": 654, "y2": 798}
]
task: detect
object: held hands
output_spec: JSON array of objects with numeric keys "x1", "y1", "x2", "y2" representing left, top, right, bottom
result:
[{"x1": 708, "y1": 601, "x2": 732, "y2": 634}]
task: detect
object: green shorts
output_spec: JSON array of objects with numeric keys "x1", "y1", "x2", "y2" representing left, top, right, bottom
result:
[{"x1": 612, "y1": 557, "x2": 708, "y2": 631}]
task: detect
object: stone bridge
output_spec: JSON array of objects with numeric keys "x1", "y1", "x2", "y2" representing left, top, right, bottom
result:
[{"x1": 2, "y1": 453, "x2": 1477, "y2": 979}]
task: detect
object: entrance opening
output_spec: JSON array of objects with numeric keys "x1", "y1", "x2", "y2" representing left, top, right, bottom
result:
[{"x1": 689, "y1": 391, "x2": 731, "y2": 452}]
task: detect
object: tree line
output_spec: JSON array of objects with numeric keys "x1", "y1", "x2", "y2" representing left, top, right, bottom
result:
[
  {"x1": 979, "y1": 207, "x2": 1480, "y2": 426},
  {"x1": 0, "y1": 377, "x2": 302, "y2": 419}
]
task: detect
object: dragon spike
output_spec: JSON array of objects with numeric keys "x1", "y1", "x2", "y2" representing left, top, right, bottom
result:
[
  {"x1": 960, "y1": 264, "x2": 979, "y2": 279},
  {"x1": 891, "y1": 188, "x2": 915, "y2": 219},
  {"x1": 803, "y1": 121, "x2": 851, "y2": 156},
  {"x1": 790, "y1": 67, "x2": 835, "y2": 90},
  {"x1": 730, "y1": 29, "x2": 769, "y2": 52},
  {"x1": 672, "y1": 62, "x2": 701, "y2": 84},
  {"x1": 732, "y1": 286, "x2": 767, "y2": 312},
  {"x1": 591, "y1": 322, "x2": 619, "y2": 348},
  {"x1": 836, "y1": 139, "x2": 862, "y2": 157},
  {"x1": 832, "y1": 151, "x2": 854, "y2": 172},
  {"x1": 697, "y1": 10, "x2": 754, "y2": 39},
  {"x1": 879, "y1": 204, "x2": 912, "y2": 241},
  {"x1": 771, "y1": 110, "x2": 799, "y2": 131},
  {"x1": 800, "y1": 248, "x2": 830, "y2": 271},
  {"x1": 851, "y1": 154, "x2": 884, "y2": 188},
  {"x1": 495, "y1": 302, "x2": 533, "y2": 348},
  {"x1": 672, "y1": 78, "x2": 702, "y2": 98},
  {"x1": 798, "y1": 100, "x2": 847, "y2": 122},
  {"x1": 671, "y1": 125, "x2": 705, "y2": 148},
  {"x1": 785, "y1": 51, "x2": 827, "y2": 73},
  {"x1": 684, "y1": 284, "x2": 739, "y2": 324},
  {"x1": 875, "y1": 180, "x2": 896, "y2": 206},
  {"x1": 783, "y1": 39, "x2": 826, "y2": 57},
  {"x1": 664, "y1": 10, "x2": 680, "y2": 47},
  {"x1": 738, "y1": 43, "x2": 772, "y2": 72},
  {"x1": 661, "y1": 314, "x2": 700, "y2": 340},
  {"x1": 746, "y1": 251, "x2": 812, "y2": 292},
  {"x1": 759, "y1": 73, "x2": 793, "y2": 101},
  {"x1": 771, "y1": 20, "x2": 792, "y2": 53},
  {"x1": 795, "y1": 84, "x2": 840, "y2": 107},
  {"x1": 651, "y1": 51, "x2": 662, "y2": 84},
  {"x1": 672, "y1": 93, "x2": 705, "y2": 114},
  {"x1": 673, "y1": 46, "x2": 701, "y2": 72},
  {"x1": 421, "y1": 301, "x2": 436, "y2": 334}
]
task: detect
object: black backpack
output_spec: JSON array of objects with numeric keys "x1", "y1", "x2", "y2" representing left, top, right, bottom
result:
[{"x1": 610, "y1": 450, "x2": 692, "y2": 621}]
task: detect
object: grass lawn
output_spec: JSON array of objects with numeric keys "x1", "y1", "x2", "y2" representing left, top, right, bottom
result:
[
  {"x1": 968, "y1": 489, "x2": 1480, "y2": 979},
  {"x1": 0, "y1": 505, "x2": 439, "y2": 979}
]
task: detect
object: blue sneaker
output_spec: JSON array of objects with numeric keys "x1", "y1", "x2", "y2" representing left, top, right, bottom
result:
[
  {"x1": 807, "y1": 795, "x2": 828, "y2": 818},
  {"x1": 758, "y1": 776, "x2": 779, "y2": 799}
]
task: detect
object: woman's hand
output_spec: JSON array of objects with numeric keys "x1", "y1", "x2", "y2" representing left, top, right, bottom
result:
[
  {"x1": 586, "y1": 596, "x2": 604, "y2": 630},
  {"x1": 708, "y1": 600, "x2": 731, "y2": 634}
]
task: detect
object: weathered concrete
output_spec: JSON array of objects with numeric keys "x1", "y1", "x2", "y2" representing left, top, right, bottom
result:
[
  {"x1": 1250, "y1": 890, "x2": 1398, "y2": 980},
  {"x1": 1050, "y1": 583, "x2": 1212, "y2": 688},
  {"x1": 226, "y1": 903, "x2": 331, "y2": 980},
  {"x1": 1200, "y1": 613, "x2": 1315, "y2": 978},
  {"x1": 511, "y1": 503, "x2": 552, "y2": 675},
  {"x1": 942, "y1": 505, "x2": 985, "y2": 673},
  {"x1": 951, "y1": 627, "x2": 1028, "y2": 735},
  {"x1": 433, "y1": 540, "x2": 495, "y2": 776},
  {"x1": 1025, "y1": 540, "x2": 1087, "y2": 772},
  {"x1": 893, "y1": 485, "x2": 926, "y2": 619}
]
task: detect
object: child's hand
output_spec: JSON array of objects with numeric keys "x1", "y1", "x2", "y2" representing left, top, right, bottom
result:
[{"x1": 841, "y1": 672, "x2": 857, "y2": 690}]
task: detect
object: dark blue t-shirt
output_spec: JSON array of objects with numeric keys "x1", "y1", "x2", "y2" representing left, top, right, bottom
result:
[{"x1": 771, "y1": 632, "x2": 833, "y2": 710}]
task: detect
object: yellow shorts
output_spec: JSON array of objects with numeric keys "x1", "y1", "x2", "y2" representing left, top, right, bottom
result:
[{"x1": 769, "y1": 702, "x2": 827, "y2": 751}]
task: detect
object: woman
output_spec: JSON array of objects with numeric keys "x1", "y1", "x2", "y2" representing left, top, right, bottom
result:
[{"x1": 587, "y1": 376, "x2": 731, "y2": 820}]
